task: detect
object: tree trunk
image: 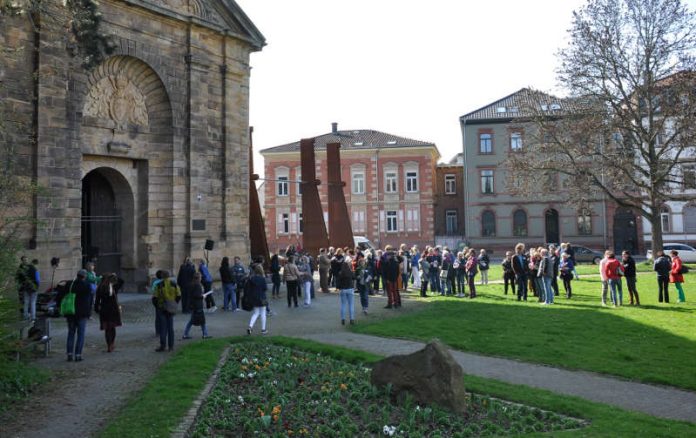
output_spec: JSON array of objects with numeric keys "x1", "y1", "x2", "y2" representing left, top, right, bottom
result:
[{"x1": 649, "y1": 207, "x2": 664, "y2": 256}]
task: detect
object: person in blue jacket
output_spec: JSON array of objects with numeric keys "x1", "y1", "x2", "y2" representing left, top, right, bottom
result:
[{"x1": 198, "y1": 260, "x2": 216, "y2": 312}]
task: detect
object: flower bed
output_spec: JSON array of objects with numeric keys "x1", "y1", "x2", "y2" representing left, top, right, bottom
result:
[{"x1": 191, "y1": 343, "x2": 585, "y2": 437}]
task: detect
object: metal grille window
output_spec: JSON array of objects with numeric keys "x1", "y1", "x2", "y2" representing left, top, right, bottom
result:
[
  {"x1": 445, "y1": 174, "x2": 456, "y2": 194},
  {"x1": 386, "y1": 210, "x2": 398, "y2": 232},
  {"x1": 481, "y1": 170, "x2": 494, "y2": 194},
  {"x1": 512, "y1": 209, "x2": 527, "y2": 237},
  {"x1": 406, "y1": 171, "x2": 418, "y2": 193},
  {"x1": 577, "y1": 209, "x2": 592, "y2": 235},
  {"x1": 446, "y1": 210, "x2": 458, "y2": 234},
  {"x1": 479, "y1": 133, "x2": 492, "y2": 154},
  {"x1": 385, "y1": 172, "x2": 398, "y2": 193},
  {"x1": 482, "y1": 210, "x2": 496, "y2": 237}
]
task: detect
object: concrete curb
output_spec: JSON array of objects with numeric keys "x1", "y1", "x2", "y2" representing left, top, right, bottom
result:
[{"x1": 172, "y1": 345, "x2": 231, "y2": 438}]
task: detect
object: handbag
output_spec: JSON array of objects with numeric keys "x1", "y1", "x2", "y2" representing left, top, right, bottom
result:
[
  {"x1": 164, "y1": 299, "x2": 178, "y2": 315},
  {"x1": 439, "y1": 268, "x2": 449, "y2": 279},
  {"x1": 60, "y1": 281, "x2": 76, "y2": 316}
]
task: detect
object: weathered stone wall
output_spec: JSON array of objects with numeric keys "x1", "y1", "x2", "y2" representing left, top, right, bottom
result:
[{"x1": 0, "y1": 1, "x2": 261, "y2": 289}]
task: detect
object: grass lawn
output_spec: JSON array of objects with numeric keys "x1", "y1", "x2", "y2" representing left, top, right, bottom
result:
[
  {"x1": 98, "y1": 337, "x2": 696, "y2": 437},
  {"x1": 356, "y1": 267, "x2": 696, "y2": 391}
]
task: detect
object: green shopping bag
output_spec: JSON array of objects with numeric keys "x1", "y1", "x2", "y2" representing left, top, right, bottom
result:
[{"x1": 60, "y1": 281, "x2": 76, "y2": 316}]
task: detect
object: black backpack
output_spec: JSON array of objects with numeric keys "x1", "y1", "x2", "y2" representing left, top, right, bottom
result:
[{"x1": 240, "y1": 278, "x2": 254, "y2": 311}]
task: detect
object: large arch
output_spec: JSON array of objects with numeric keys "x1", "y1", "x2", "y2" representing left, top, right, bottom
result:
[{"x1": 81, "y1": 166, "x2": 135, "y2": 279}]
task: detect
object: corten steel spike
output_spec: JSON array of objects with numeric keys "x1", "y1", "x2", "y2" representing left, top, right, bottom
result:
[
  {"x1": 300, "y1": 138, "x2": 329, "y2": 256},
  {"x1": 326, "y1": 142, "x2": 354, "y2": 250},
  {"x1": 248, "y1": 127, "x2": 270, "y2": 271}
]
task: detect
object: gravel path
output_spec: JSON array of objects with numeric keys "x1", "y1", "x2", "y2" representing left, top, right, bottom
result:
[{"x1": 2, "y1": 284, "x2": 695, "y2": 437}]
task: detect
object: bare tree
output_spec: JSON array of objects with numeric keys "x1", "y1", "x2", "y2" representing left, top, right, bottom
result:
[{"x1": 506, "y1": 0, "x2": 696, "y2": 252}]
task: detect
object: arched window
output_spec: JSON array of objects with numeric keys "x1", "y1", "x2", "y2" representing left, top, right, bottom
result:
[
  {"x1": 661, "y1": 205, "x2": 671, "y2": 233},
  {"x1": 512, "y1": 209, "x2": 527, "y2": 237},
  {"x1": 683, "y1": 203, "x2": 696, "y2": 233},
  {"x1": 482, "y1": 210, "x2": 496, "y2": 237}
]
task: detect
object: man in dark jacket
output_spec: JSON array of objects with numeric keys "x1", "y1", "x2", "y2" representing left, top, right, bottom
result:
[
  {"x1": 622, "y1": 251, "x2": 640, "y2": 306},
  {"x1": 511, "y1": 243, "x2": 529, "y2": 301},
  {"x1": 219, "y1": 257, "x2": 236, "y2": 311},
  {"x1": 383, "y1": 246, "x2": 402, "y2": 309},
  {"x1": 57, "y1": 270, "x2": 92, "y2": 362},
  {"x1": 17, "y1": 256, "x2": 40, "y2": 321},
  {"x1": 231, "y1": 256, "x2": 247, "y2": 310},
  {"x1": 653, "y1": 250, "x2": 672, "y2": 303}
]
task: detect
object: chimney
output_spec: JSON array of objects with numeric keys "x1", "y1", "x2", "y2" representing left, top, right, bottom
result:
[{"x1": 331, "y1": 122, "x2": 338, "y2": 134}]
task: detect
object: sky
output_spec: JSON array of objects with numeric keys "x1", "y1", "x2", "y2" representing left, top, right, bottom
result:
[{"x1": 237, "y1": 0, "x2": 694, "y2": 175}]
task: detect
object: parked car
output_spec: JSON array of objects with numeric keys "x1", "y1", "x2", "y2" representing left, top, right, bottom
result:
[
  {"x1": 571, "y1": 245, "x2": 604, "y2": 264},
  {"x1": 647, "y1": 243, "x2": 696, "y2": 263}
]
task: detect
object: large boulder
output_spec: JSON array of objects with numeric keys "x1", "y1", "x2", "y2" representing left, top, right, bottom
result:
[{"x1": 370, "y1": 340, "x2": 467, "y2": 413}]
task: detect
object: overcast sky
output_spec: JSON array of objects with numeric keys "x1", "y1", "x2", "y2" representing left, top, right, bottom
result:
[{"x1": 237, "y1": 0, "x2": 695, "y2": 175}]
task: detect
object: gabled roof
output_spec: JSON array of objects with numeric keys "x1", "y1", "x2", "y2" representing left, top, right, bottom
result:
[
  {"x1": 460, "y1": 88, "x2": 567, "y2": 122},
  {"x1": 139, "y1": 0, "x2": 265, "y2": 49},
  {"x1": 260, "y1": 128, "x2": 439, "y2": 157}
]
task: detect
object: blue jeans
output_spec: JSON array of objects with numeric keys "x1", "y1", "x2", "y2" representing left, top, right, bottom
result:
[
  {"x1": 339, "y1": 288, "x2": 355, "y2": 321},
  {"x1": 157, "y1": 309, "x2": 175, "y2": 349},
  {"x1": 23, "y1": 291, "x2": 37, "y2": 320},
  {"x1": 66, "y1": 316, "x2": 87, "y2": 356},
  {"x1": 357, "y1": 283, "x2": 369, "y2": 310},
  {"x1": 184, "y1": 319, "x2": 208, "y2": 337},
  {"x1": 608, "y1": 278, "x2": 623, "y2": 305},
  {"x1": 516, "y1": 274, "x2": 528, "y2": 301},
  {"x1": 429, "y1": 271, "x2": 441, "y2": 292},
  {"x1": 543, "y1": 276, "x2": 554, "y2": 304},
  {"x1": 223, "y1": 283, "x2": 236, "y2": 310},
  {"x1": 401, "y1": 273, "x2": 409, "y2": 290},
  {"x1": 535, "y1": 277, "x2": 546, "y2": 302}
]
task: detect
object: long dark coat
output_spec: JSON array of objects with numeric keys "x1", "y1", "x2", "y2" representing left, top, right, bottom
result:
[{"x1": 95, "y1": 282, "x2": 122, "y2": 330}]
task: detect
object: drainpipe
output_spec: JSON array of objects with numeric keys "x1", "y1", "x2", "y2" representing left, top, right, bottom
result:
[{"x1": 461, "y1": 118, "x2": 469, "y2": 245}]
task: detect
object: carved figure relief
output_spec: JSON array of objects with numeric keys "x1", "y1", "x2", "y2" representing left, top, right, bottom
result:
[{"x1": 83, "y1": 75, "x2": 149, "y2": 130}]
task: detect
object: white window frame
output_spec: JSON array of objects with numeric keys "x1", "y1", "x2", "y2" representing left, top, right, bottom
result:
[
  {"x1": 276, "y1": 168, "x2": 289, "y2": 197},
  {"x1": 661, "y1": 206, "x2": 671, "y2": 233},
  {"x1": 352, "y1": 171, "x2": 365, "y2": 195},
  {"x1": 510, "y1": 132, "x2": 523, "y2": 151},
  {"x1": 480, "y1": 133, "x2": 492, "y2": 154},
  {"x1": 445, "y1": 174, "x2": 456, "y2": 194},
  {"x1": 385, "y1": 171, "x2": 398, "y2": 193},
  {"x1": 405, "y1": 170, "x2": 419, "y2": 193},
  {"x1": 280, "y1": 212, "x2": 290, "y2": 234},
  {"x1": 386, "y1": 210, "x2": 398, "y2": 232}
]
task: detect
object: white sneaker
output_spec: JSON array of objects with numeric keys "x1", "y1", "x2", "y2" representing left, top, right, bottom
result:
[{"x1": 210, "y1": 306, "x2": 217, "y2": 313}]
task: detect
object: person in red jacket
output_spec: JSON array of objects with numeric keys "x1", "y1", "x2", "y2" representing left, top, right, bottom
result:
[
  {"x1": 669, "y1": 250, "x2": 686, "y2": 303},
  {"x1": 603, "y1": 251, "x2": 624, "y2": 307}
]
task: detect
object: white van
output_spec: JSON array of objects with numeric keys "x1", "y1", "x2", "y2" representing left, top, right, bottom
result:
[{"x1": 353, "y1": 236, "x2": 376, "y2": 251}]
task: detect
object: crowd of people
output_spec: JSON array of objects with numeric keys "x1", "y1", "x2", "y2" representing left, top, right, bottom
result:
[{"x1": 16, "y1": 240, "x2": 688, "y2": 362}]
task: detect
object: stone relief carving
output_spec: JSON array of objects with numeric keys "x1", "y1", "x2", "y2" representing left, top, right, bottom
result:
[
  {"x1": 83, "y1": 76, "x2": 149, "y2": 130},
  {"x1": 148, "y1": 0, "x2": 213, "y2": 21}
]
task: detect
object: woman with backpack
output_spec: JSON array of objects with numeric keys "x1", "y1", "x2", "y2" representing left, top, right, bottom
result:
[
  {"x1": 670, "y1": 250, "x2": 686, "y2": 303},
  {"x1": 653, "y1": 250, "x2": 672, "y2": 303},
  {"x1": 152, "y1": 270, "x2": 181, "y2": 352}
]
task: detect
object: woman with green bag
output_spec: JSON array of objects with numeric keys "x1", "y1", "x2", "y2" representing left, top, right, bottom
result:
[{"x1": 57, "y1": 269, "x2": 93, "y2": 362}]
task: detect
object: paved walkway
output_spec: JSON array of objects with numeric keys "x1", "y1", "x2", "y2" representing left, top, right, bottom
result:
[
  {"x1": 301, "y1": 332, "x2": 696, "y2": 423},
  {"x1": 3, "y1": 284, "x2": 695, "y2": 437}
]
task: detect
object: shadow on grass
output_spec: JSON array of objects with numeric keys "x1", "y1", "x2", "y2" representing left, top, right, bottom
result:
[{"x1": 353, "y1": 298, "x2": 696, "y2": 391}]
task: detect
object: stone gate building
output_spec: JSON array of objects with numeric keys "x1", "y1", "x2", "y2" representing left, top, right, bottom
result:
[{"x1": 0, "y1": 1, "x2": 264, "y2": 289}]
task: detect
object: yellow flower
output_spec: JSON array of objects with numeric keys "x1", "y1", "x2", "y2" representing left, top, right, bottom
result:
[
  {"x1": 272, "y1": 405, "x2": 282, "y2": 415},
  {"x1": 340, "y1": 384, "x2": 348, "y2": 391}
]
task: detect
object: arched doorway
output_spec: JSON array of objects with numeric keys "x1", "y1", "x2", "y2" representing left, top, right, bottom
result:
[
  {"x1": 613, "y1": 209, "x2": 638, "y2": 254},
  {"x1": 545, "y1": 209, "x2": 560, "y2": 244},
  {"x1": 81, "y1": 168, "x2": 134, "y2": 277}
]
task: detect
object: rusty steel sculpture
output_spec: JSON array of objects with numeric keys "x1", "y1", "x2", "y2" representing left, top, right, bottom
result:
[
  {"x1": 299, "y1": 138, "x2": 330, "y2": 256},
  {"x1": 326, "y1": 142, "x2": 354, "y2": 250},
  {"x1": 248, "y1": 127, "x2": 270, "y2": 270}
]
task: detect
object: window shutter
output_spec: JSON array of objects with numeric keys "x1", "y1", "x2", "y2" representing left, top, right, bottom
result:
[
  {"x1": 323, "y1": 212, "x2": 329, "y2": 233},
  {"x1": 290, "y1": 212, "x2": 297, "y2": 235},
  {"x1": 379, "y1": 210, "x2": 386, "y2": 232},
  {"x1": 398, "y1": 210, "x2": 405, "y2": 232},
  {"x1": 277, "y1": 213, "x2": 283, "y2": 235}
]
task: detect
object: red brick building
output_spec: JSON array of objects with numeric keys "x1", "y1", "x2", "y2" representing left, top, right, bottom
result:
[
  {"x1": 434, "y1": 153, "x2": 466, "y2": 248},
  {"x1": 260, "y1": 124, "x2": 440, "y2": 252}
]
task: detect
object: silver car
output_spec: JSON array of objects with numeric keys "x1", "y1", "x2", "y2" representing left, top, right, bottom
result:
[{"x1": 646, "y1": 243, "x2": 696, "y2": 263}]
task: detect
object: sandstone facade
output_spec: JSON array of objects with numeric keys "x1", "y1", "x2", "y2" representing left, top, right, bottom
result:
[{"x1": 0, "y1": 0, "x2": 264, "y2": 289}]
